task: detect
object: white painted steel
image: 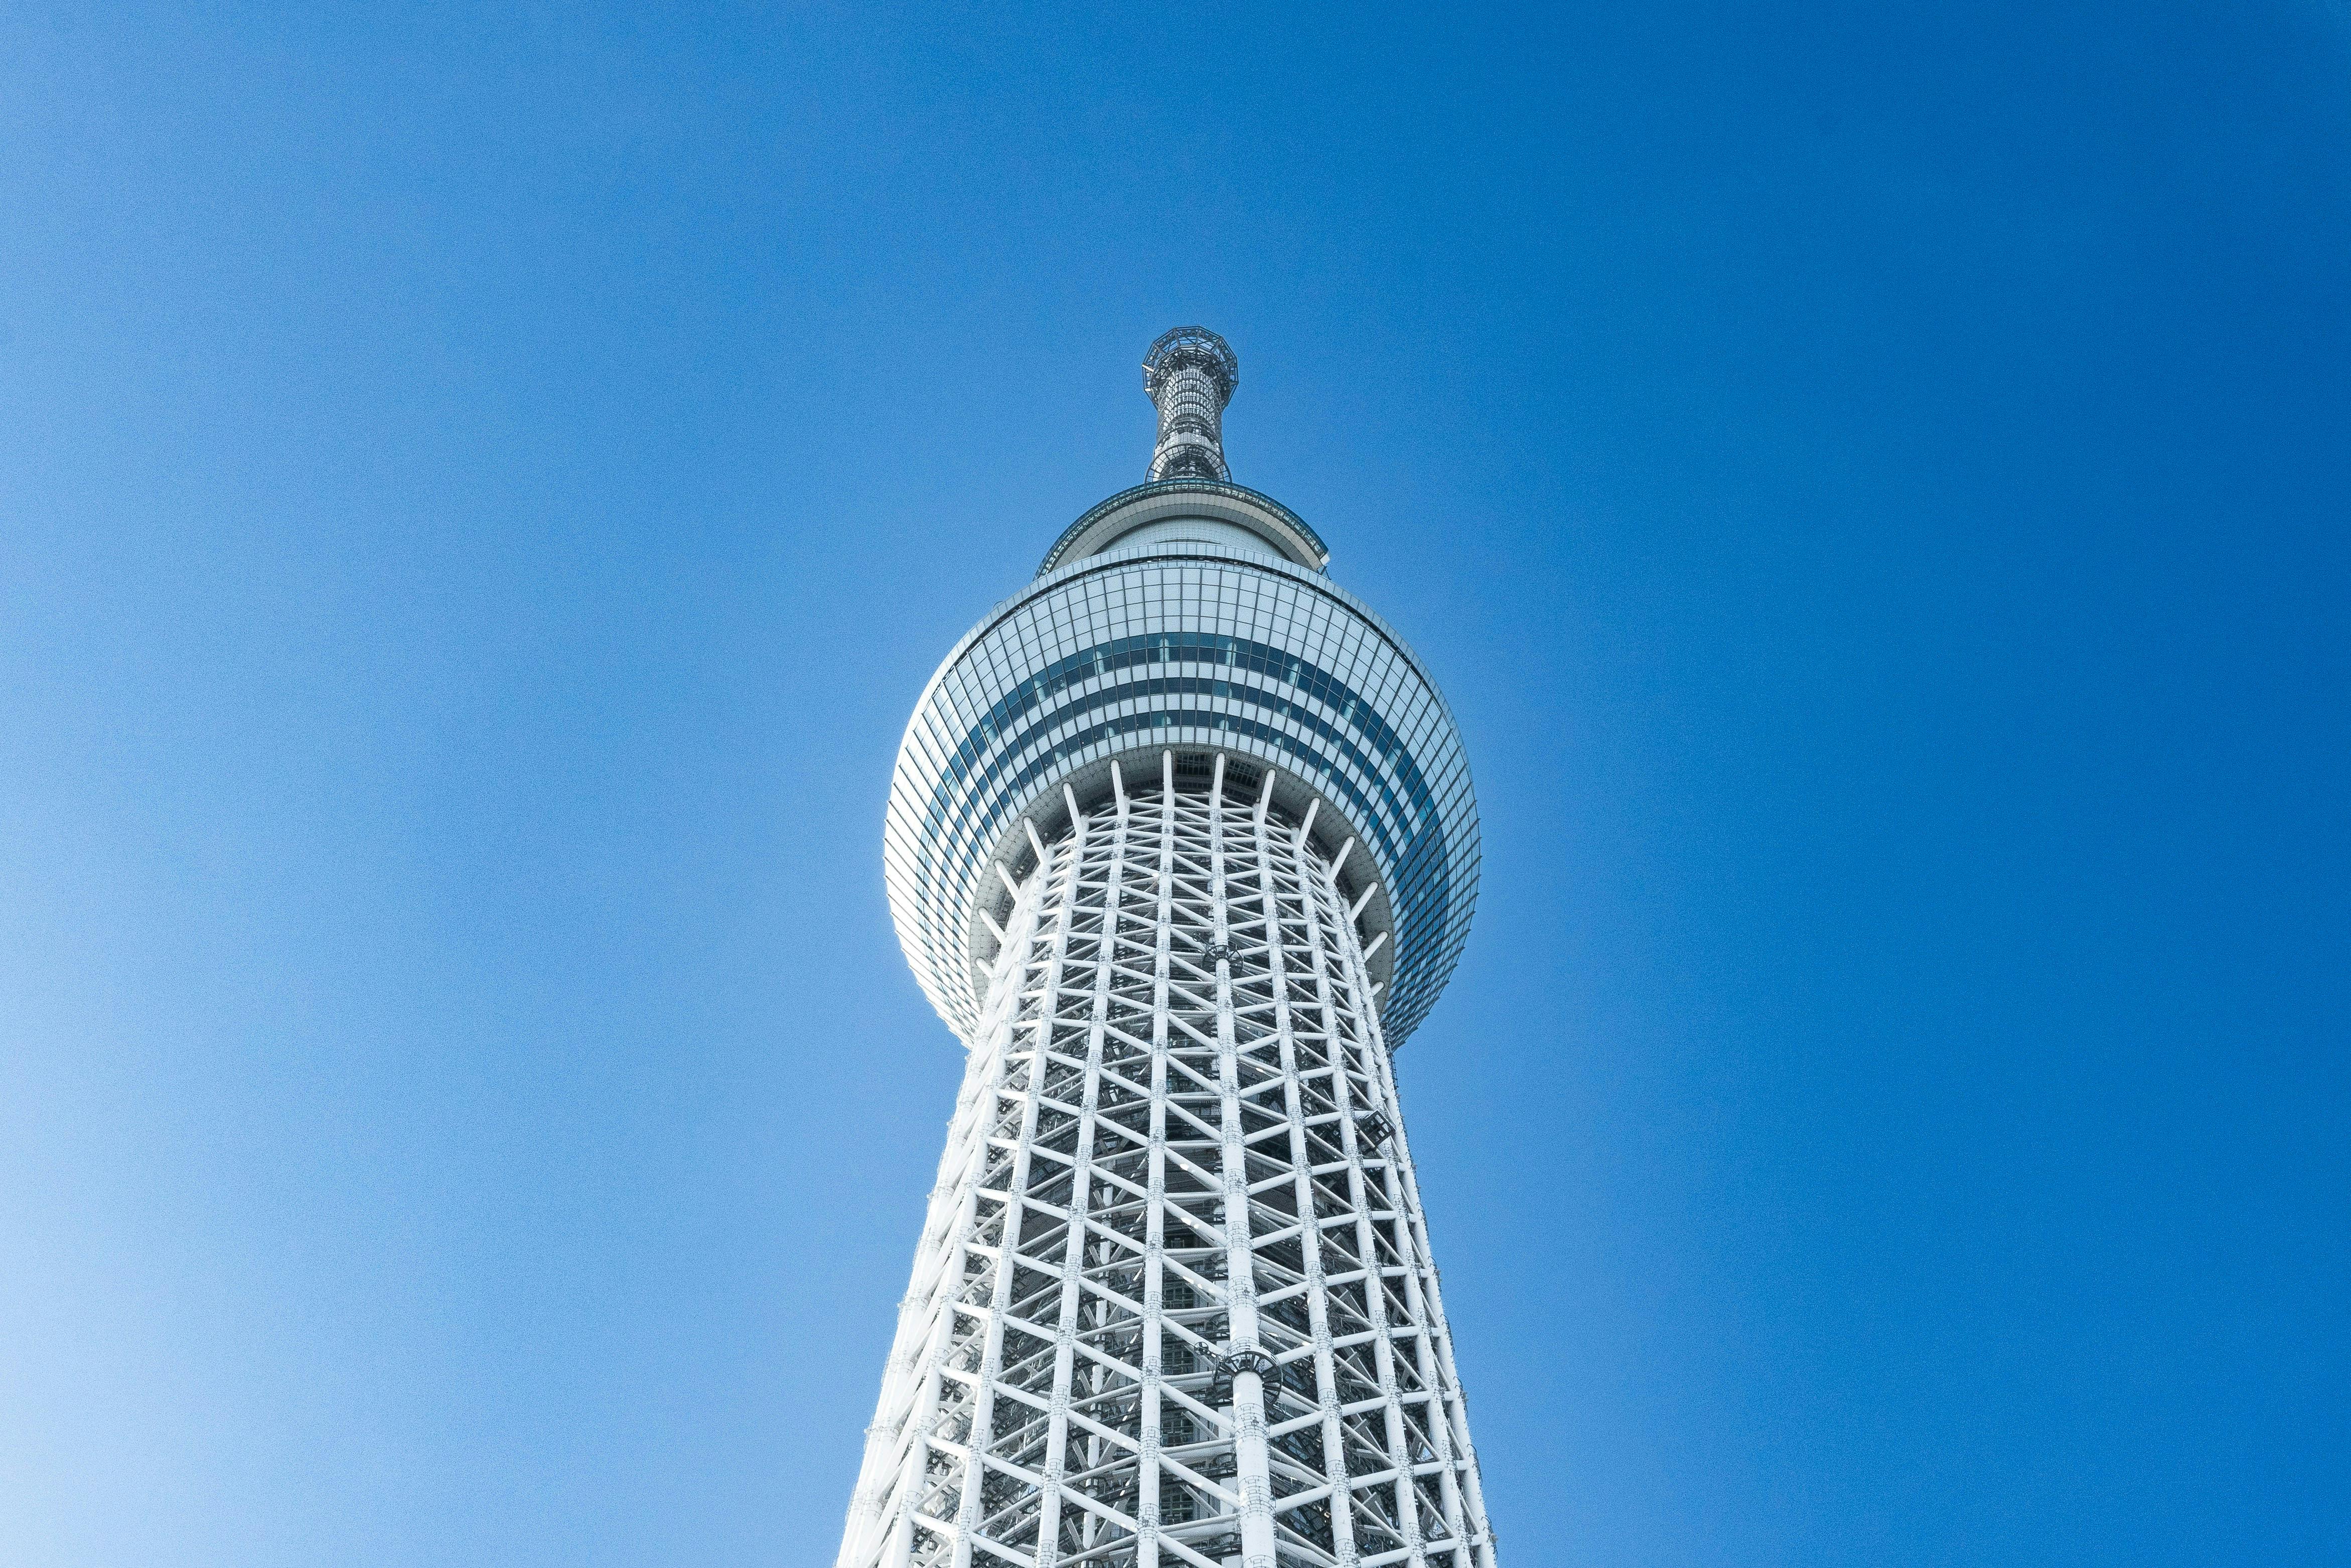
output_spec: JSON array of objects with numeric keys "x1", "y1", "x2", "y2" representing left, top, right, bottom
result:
[{"x1": 839, "y1": 756, "x2": 1499, "y2": 1568}]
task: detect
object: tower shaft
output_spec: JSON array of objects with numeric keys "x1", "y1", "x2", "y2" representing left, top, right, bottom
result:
[{"x1": 840, "y1": 755, "x2": 1496, "y2": 1568}]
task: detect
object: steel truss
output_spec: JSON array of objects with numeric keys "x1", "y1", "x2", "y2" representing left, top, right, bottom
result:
[
  {"x1": 1142, "y1": 326, "x2": 1239, "y2": 483},
  {"x1": 840, "y1": 753, "x2": 1498, "y2": 1568}
]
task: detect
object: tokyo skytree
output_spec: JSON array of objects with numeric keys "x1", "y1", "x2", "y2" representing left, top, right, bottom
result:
[{"x1": 839, "y1": 328, "x2": 1498, "y2": 1568}]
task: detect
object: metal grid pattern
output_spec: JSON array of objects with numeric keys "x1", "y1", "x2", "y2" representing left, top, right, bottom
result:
[
  {"x1": 883, "y1": 541, "x2": 1479, "y2": 1051},
  {"x1": 1142, "y1": 327, "x2": 1240, "y2": 483},
  {"x1": 840, "y1": 758, "x2": 1499, "y2": 1568}
]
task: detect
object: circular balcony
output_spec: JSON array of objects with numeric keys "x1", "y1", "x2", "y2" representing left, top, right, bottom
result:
[{"x1": 884, "y1": 518, "x2": 1479, "y2": 1048}]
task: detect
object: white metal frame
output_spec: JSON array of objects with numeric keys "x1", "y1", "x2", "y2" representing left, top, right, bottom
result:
[{"x1": 840, "y1": 754, "x2": 1498, "y2": 1568}]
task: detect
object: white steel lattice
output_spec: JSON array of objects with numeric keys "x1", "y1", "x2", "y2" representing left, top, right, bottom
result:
[{"x1": 840, "y1": 754, "x2": 1498, "y2": 1568}]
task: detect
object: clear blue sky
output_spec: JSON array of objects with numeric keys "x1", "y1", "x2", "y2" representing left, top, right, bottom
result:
[{"x1": 2, "y1": 5, "x2": 2344, "y2": 1565}]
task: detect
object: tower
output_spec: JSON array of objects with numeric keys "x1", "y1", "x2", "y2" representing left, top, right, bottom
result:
[{"x1": 840, "y1": 329, "x2": 1497, "y2": 1568}]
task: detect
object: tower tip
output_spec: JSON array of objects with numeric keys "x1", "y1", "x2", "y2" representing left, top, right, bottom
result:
[{"x1": 1142, "y1": 327, "x2": 1240, "y2": 482}]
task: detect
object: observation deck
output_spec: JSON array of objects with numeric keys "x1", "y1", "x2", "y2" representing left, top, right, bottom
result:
[{"x1": 882, "y1": 330, "x2": 1481, "y2": 1047}]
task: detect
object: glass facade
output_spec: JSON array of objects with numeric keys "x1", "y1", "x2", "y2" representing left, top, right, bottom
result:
[{"x1": 884, "y1": 506, "x2": 1480, "y2": 1048}]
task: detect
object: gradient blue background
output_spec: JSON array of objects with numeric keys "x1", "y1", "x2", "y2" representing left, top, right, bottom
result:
[{"x1": 3, "y1": 5, "x2": 2344, "y2": 1564}]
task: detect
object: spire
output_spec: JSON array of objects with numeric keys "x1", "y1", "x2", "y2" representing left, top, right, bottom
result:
[{"x1": 1141, "y1": 326, "x2": 1240, "y2": 482}]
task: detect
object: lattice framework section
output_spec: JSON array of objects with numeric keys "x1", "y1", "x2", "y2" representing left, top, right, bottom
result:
[
  {"x1": 1143, "y1": 326, "x2": 1239, "y2": 483},
  {"x1": 840, "y1": 754, "x2": 1498, "y2": 1568}
]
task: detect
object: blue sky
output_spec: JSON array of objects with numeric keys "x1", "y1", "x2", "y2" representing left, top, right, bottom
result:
[{"x1": 2, "y1": 5, "x2": 2345, "y2": 1564}]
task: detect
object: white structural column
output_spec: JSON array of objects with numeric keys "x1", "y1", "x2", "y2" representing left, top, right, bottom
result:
[{"x1": 838, "y1": 753, "x2": 1499, "y2": 1568}]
